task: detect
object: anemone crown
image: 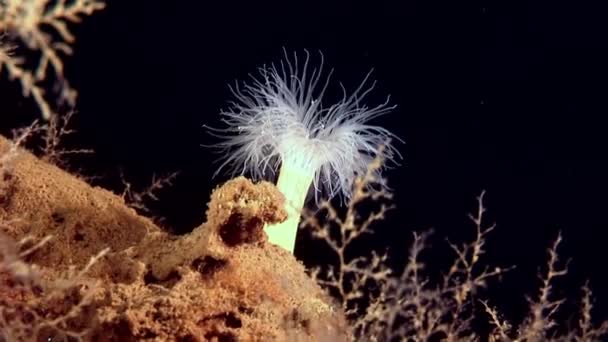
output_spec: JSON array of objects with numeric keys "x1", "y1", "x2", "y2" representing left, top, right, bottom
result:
[{"x1": 209, "y1": 50, "x2": 401, "y2": 202}]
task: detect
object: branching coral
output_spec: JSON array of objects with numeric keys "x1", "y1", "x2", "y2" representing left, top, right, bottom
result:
[
  {"x1": 302, "y1": 158, "x2": 514, "y2": 339},
  {"x1": 209, "y1": 50, "x2": 401, "y2": 252},
  {"x1": 120, "y1": 170, "x2": 179, "y2": 215},
  {"x1": 303, "y1": 160, "x2": 608, "y2": 341},
  {"x1": 38, "y1": 110, "x2": 94, "y2": 168},
  {"x1": 0, "y1": 0, "x2": 105, "y2": 119}
]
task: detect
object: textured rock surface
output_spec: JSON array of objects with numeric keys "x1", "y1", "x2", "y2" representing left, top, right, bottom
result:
[{"x1": 0, "y1": 136, "x2": 350, "y2": 341}]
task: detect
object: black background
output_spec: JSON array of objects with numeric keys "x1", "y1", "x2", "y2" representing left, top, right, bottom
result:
[{"x1": 2, "y1": 0, "x2": 607, "y2": 324}]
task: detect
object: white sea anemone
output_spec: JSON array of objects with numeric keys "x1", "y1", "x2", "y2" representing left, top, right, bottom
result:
[{"x1": 208, "y1": 50, "x2": 401, "y2": 252}]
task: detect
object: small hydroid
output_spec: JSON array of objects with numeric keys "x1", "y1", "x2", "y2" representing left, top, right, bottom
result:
[{"x1": 208, "y1": 51, "x2": 401, "y2": 252}]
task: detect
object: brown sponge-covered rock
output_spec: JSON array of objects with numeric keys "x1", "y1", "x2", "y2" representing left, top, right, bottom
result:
[{"x1": 0, "y1": 136, "x2": 350, "y2": 341}]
